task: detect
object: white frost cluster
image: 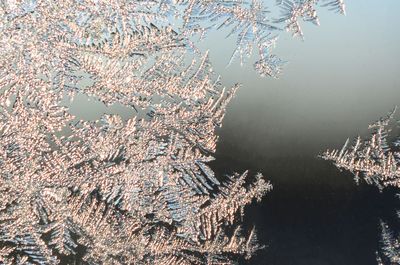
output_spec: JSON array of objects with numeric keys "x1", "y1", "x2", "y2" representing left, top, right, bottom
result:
[
  {"x1": 322, "y1": 107, "x2": 400, "y2": 264},
  {"x1": 0, "y1": 0, "x2": 344, "y2": 264},
  {"x1": 321, "y1": 107, "x2": 400, "y2": 190}
]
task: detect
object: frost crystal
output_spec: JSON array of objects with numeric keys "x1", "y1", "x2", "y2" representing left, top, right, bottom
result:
[
  {"x1": 378, "y1": 220, "x2": 400, "y2": 264},
  {"x1": 0, "y1": 0, "x2": 344, "y2": 264},
  {"x1": 321, "y1": 107, "x2": 400, "y2": 190},
  {"x1": 321, "y1": 107, "x2": 400, "y2": 264}
]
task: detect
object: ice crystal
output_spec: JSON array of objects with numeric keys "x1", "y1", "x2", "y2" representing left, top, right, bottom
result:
[
  {"x1": 275, "y1": 0, "x2": 345, "y2": 38},
  {"x1": 377, "y1": 220, "x2": 400, "y2": 265},
  {"x1": 322, "y1": 107, "x2": 400, "y2": 264},
  {"x1": 0, "y1": 0, "x2": 345, "y2": 264},
  {"x1": 321, "y1": 107, "x2": 400, "y2": 190}
]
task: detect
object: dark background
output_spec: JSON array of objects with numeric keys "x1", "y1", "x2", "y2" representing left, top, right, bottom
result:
[{"x1": 211, "y1": 134, "x2": 400, "y2": 265}]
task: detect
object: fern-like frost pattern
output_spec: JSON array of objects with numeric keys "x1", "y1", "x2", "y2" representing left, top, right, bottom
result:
[
  {"x1": 322, "y1": 107, "x2": 400, "y2": 264},
  {"x1": 0, "y1": 0, "x2": 345, "y2": 264}
]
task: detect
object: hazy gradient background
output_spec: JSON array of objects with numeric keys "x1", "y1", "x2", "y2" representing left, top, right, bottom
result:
[{"x1": 200, "y1": 1, "x2": 400, "y2": 264}]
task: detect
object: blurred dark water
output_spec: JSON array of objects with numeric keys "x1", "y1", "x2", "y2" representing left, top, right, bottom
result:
[{"x1": 209, "y1": 123, "x2": 400, "y2": 265}]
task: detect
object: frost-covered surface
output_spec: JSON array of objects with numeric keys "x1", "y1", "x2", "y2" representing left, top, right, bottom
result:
[
  {"x1": 377, "y1": 220, "x2": 400, "y2": 265},
  {"x1": 0, "y1": 0, "x2": 345, "y2": 264},
  {"x1": 321, "y1": 107, "x2": 400, "y2": 190},
  {"x1": 322, "y1": 108, "x2": 400, "y2": 264}
]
